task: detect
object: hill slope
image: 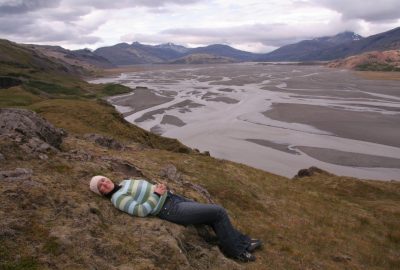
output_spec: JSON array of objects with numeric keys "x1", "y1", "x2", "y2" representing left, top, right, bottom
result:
[
  {"x1": 94, "y1": 42, "x2": 184, "y2": 65},
  {"x1": 185, "y1": 44, "x2": 259, "y2": 61},
  {"x1": 260, "y1": 31, "x2": 363, "y2": 61},
  {"x1": 169, "y1": 53, "x2": 237, "y2": 64},
  {"x1": 0, "y1": 38, "x2": 399, "y2": 270},
  {"x1": 261, "y1": 27, "x2": 400, "y2": 61},
  {"x1": 328, "y1": 50, "x2": 400, "y2": 71},
  {"x1": 27, "y1": 45, "x2": 115, "y2": 70},
  {"x1": 94, "y1": 42, "x2": 260, "y2": 65}
]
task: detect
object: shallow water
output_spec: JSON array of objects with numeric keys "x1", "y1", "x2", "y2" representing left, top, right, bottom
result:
[{"x1": 90, "y1": 63, "x2": 400, "y2": 181}]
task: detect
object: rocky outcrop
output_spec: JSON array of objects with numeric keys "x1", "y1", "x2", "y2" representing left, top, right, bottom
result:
[
  {"x1": 293, "y1": 166, "x2": 333, "y2": 179},
  {"x1": 0, "y1": 168, "x2": 32, "y2": 181},
  {"x1": 84, "y1": 133, "x2": 124, "y2": 150},
  {"x1": 0, "y1": 108, "x2": 66, "y2": 150}
]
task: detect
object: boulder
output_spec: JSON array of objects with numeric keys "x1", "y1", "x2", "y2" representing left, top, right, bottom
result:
[
  {"x1": 84, "y1": 133, "x2": 124, "y2": 150},
  {"x1": 160, "y1": 164, "x2": 183, "y2": 182},
  {"x1": 293, "y1": 166, "x2": 332, "y2": 179},
  {"x1": 0, "y1": 168, "x2": 32, "y2": 181},
  {"x1": 0, "y1": 108, "x2": 66, "y2": 150}
]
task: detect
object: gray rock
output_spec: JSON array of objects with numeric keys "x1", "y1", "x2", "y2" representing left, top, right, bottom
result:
[
  {"x1": 60, "y1": 149, "x2": 92, "y2": 162},
  {"x1": 332, "y1": 254, "x2": 352, "y2": 262},
  {"x1": 110, "y1": 159, "x2": 143, "y2": 178},
  {"x1": 0, "y1": 108, "x2": 66, "y2": 149},
  {"x1": 38, "y1": 154, "x2": 48, "y2": 160},
  {"x1": 0, "y1": 152, "x2": 5, "y2": 161},
  {"x1": 160, "y1": 164, "x2": 183, "y2": 181},
  {"x1": 0, "y1": 168, "x2": 33, "y2": 181},
  {"x1": 203, "y1": 151, "x2": 210, "y2": 156},
  {"x1": 293, "y1": 166, "x2": 332, "y2": 179},
  {"x1": 84, "y1": 133, "x2": 124, "y2": 150}
]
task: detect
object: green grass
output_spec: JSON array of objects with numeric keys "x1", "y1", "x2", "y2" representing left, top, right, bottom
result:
[
  {"x1": 0, "y1": 258, "x2": 39, "y2": 270},
  {"x1": 100, "y1": 83, "x2": 132, "y2": 96},
  {"x1": 24, "y1": 80, "x2": 82, "y2": 96},
  {"x1": 0, "y1": 86, "x2": 43, "y2": 107},
  {"x1": 43, "y1": 237, "x2": 62, "y2": 256}
]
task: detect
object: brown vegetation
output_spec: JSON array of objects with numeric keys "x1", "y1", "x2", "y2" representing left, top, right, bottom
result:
[{"x1": 328, "y1": 50, "x2": 400, "y2": 71}]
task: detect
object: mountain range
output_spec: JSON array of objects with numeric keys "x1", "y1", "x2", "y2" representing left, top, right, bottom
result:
[
  {"x1": 90, "y1": 27, "x2": 400, "y2": 65},
  {"x1": 2, "y1": 27, "x2": 399, "y2": 68},
  {"x1": 261, "y1": 27, "x2": 400, "y2": 61}
]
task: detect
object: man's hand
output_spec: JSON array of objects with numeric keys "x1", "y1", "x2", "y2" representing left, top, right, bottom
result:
[{"x1": 154, "y1": 183, "x2": 167, "y2": 195}]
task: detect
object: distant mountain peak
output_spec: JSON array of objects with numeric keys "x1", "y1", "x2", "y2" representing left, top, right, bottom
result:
[
  {"x1": 154, "y1": 42, "x2": 189, "y2": 53},
  {"x1": 313, "y1": 31, "x2": 363, "y2": 44},
  {"x1": 333, "y1": 31, "x2": 363, "y2": 41},
  {"x1": 260, "y1": 26, "x2": 399, "y2": 62}
]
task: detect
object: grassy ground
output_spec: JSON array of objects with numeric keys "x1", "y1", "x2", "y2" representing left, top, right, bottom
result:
[
  {"x1": 1, "y1": 132, "x2": 399, "y2": 269},
  {"x1": 126, "y1": 148, "x2": 400, "y2": 269}
]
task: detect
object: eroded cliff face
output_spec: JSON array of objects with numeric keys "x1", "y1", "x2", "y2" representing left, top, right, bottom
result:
[{"x1": 0, "y1": 109, "x2": 243, "y2": 270}]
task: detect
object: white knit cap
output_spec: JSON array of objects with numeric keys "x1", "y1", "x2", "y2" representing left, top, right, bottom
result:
[{"x1": 90, "y1": 175, "x2": 104, "y2": 195}]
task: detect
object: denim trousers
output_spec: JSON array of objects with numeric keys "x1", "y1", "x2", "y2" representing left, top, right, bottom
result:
[{"x1": 157, "y1": 192, "x2": 251, "y2": 257}]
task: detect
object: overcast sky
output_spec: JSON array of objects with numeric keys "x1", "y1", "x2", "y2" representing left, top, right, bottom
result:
[{"x1": 0, "y1": 0, "x2": 399, "y2": 52}]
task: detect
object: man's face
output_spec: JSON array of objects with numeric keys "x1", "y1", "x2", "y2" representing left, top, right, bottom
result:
[{"x1": 97, "y1": 177, "x2": 115, "y2": 195}]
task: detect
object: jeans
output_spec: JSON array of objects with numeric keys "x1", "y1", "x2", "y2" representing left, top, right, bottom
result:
[{"x1": 157, "y1": 192, "x2": 251, "y2": 257}]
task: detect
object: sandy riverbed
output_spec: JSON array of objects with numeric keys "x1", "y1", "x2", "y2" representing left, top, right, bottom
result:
[{"x1": 90, "y1": 63, "x2": 400, "y2": 180}]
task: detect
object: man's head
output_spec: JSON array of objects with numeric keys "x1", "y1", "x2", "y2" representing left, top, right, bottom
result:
[{"x1": 90, "y1": 175, "x2": 115, "y2": 196}]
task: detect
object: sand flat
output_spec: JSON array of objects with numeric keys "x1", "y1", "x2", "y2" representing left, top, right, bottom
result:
[
  {"x1": 91, "y1": 63, "x2": 400, "y2": 180},
  {"x1": 263, "y1": 103, "x2": 400, "y2": 148},
  {"x1": 110, "y1": 87, "x2": 174, "y2": 116},
  {"x1": 297, "y1": 146, "x2": 400, "y2": 168},
  {"x1": 245, "y1": 139, "x2": 298, "y2": 154},
  {"x1": 161, "y1": 115, "x2": 186, "y2": 127}
]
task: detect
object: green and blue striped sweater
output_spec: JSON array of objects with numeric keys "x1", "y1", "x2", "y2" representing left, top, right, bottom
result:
[{"x1": 111, "y1": 179, "x2": 168, "y2": 217}]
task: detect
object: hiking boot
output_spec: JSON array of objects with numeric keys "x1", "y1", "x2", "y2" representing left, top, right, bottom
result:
[
  {"x1": 236, "y1": 250, "x2": 256, "y2": 262},
  {"x1": 247, "y1": 239, "x2": 263, "y2": 252}
]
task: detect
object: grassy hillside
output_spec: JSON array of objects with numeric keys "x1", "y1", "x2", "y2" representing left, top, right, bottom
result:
[
  {"x1": 1, "y1": 39, "x2": 399, "y2": 269},
  {"x1": 328, "y1": 50, "x2": 400, "y2": 71},
  {"x1": 0, "y1": 39, "x2": 189, "y2": 153}
]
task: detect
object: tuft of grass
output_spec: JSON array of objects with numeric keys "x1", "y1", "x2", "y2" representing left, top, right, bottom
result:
[
  {"x1": 0, "y1": 86, "x2": 43, "y2": 107},
  {"x1": 100, "y1": 83, "x2": 132, "y2": 97},
  {"x1": 24, "y1": 80, "x2": 82, "y2": 96},
  {"x1": 0, "y1": 258, "x2": 39, "y2": 270},
  {"x1": 43, "y1": 237, "x2": 62, "y2": 256}
]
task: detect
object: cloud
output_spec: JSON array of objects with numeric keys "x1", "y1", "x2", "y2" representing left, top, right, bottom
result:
[
  {"x1": 0, "y1": 11, "x2": 101, "y2": 45},
  {"x1": 0, "y1": 0, "x2": 206, "y2": 47},
  {"x1": 65, "y1": 0, "x2": 204, "y2": 9},
  {"x1": 0, "y1": 0, "x2": 60, "y2": 14},
  {"x1": 310, "y1": 0, "x2": 400, "y2": 22},
  {"x1": 123, "y1": 19, "x2": 363, "y2": 52}
]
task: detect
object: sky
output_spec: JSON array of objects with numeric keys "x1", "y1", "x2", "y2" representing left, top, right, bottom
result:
[{"x1": 0, "y1": 0, "x2": 399, "y2": 53}]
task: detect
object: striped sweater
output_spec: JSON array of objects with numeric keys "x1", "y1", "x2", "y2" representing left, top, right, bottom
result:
[{"x1": 111, "y1": 179, "x2": 168, "y2": 217}]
